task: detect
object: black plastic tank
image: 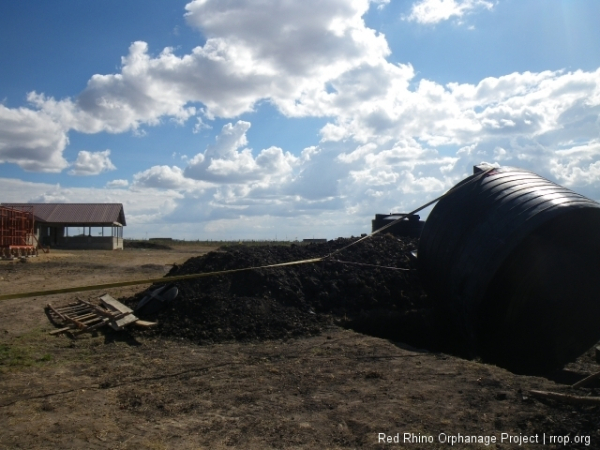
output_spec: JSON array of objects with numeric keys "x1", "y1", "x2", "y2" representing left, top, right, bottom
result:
[{"x1": 418, "y1": 164, "x2": 600, "y2": 373}]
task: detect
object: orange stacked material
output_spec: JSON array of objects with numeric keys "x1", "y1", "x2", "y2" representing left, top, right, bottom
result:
[{"x1": 0, "y1": 205, "x2": 37, "y2": 258}]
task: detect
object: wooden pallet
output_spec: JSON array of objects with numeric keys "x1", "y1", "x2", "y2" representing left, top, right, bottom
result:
[
  {"x1": 99, "y1": 294, "x2": 139, "y2": 330},
  {"x1": 46, "y1": 295, "x2": 151, "y2": 335}
]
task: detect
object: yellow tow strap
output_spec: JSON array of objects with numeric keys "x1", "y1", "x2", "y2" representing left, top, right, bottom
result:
[{"x1": 0, "y1": 257, "x2": 324, "y2": 302}]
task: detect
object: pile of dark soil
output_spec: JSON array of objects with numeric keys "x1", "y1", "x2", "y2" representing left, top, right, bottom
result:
[
  {"x1": 126, "y1": 234, "x2": 437, "y2": 348},
  {"x1": 124, "y1": 240, "x2": 172, "y2": 250}
]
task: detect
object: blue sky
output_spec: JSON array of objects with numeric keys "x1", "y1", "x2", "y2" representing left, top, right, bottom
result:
[{"x1": 1, "y1": 0, "x2": 600, "y2": 239}]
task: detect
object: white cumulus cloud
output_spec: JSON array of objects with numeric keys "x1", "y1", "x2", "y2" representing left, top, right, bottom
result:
[
  {"x1": 133, "y1": 165, "x2": 195, "y2": 190},
  {"x1": 0, "y1": 0, "x2": 391, "y2": 172},
  {"x1": 184, "y1": 121, "x2": 297, "y2": 184},
  {"x1": 406, "y1": 0, "x2": 495, "y2": 24},
  {"x1": 106, "y1": 179, "x2": 129, "y2": 188},
  {"x1": 69, "y1": 149, "x2": 116, "y2": 176},
  {"x1": 0, "y1": 103, "x2": 69, "y2": 172}
]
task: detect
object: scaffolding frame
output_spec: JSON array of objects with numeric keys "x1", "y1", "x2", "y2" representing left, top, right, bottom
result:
[{"x1": 0, "y1": 205, "x2": 37, "y2": 258}]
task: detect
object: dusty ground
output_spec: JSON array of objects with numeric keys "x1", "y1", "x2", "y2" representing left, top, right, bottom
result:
[{"x1": 2, "y1": 245, "x2": 600, "y2": 449}]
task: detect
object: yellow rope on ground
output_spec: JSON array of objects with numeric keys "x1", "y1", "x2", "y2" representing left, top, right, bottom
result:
[{"x1": 0, "y1": 257, "x2": 324, "y2": 302}]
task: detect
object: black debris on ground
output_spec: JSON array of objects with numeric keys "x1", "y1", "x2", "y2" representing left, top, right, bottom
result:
[{"x1": 125, "y1": 234, "x2": 436, "y2": 348}]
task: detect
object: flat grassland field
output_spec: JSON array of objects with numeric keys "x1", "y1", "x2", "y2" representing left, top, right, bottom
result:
[{"x1": 1, "y1": 244, "x2": 600, "y2": 450}]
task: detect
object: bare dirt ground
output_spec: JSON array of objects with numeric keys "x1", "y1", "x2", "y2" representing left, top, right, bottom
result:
[{"x1": 2, "y1": 245, "x2": 600, "y2": 449}]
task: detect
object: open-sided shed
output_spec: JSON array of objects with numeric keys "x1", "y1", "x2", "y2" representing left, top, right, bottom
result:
[{"x1": 1, "y1": 203, "x2": 126, "y2": 250}]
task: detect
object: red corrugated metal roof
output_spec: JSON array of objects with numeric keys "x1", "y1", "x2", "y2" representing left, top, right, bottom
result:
[{"x1": 1, "y1": 203, "x2": 126, "y2": 226}]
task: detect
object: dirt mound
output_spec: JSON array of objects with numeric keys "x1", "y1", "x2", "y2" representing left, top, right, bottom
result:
[
  {"x1": 124, "y1": 240, "x2": 172, "y2": 250},
  {"x1": 126, "y1": 234, "x2": 436, "y2": 347}
]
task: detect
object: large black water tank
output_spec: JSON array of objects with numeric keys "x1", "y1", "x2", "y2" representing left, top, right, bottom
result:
[{"x1": 418, "y1": 164, "x2": 600, "y2": 373}]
